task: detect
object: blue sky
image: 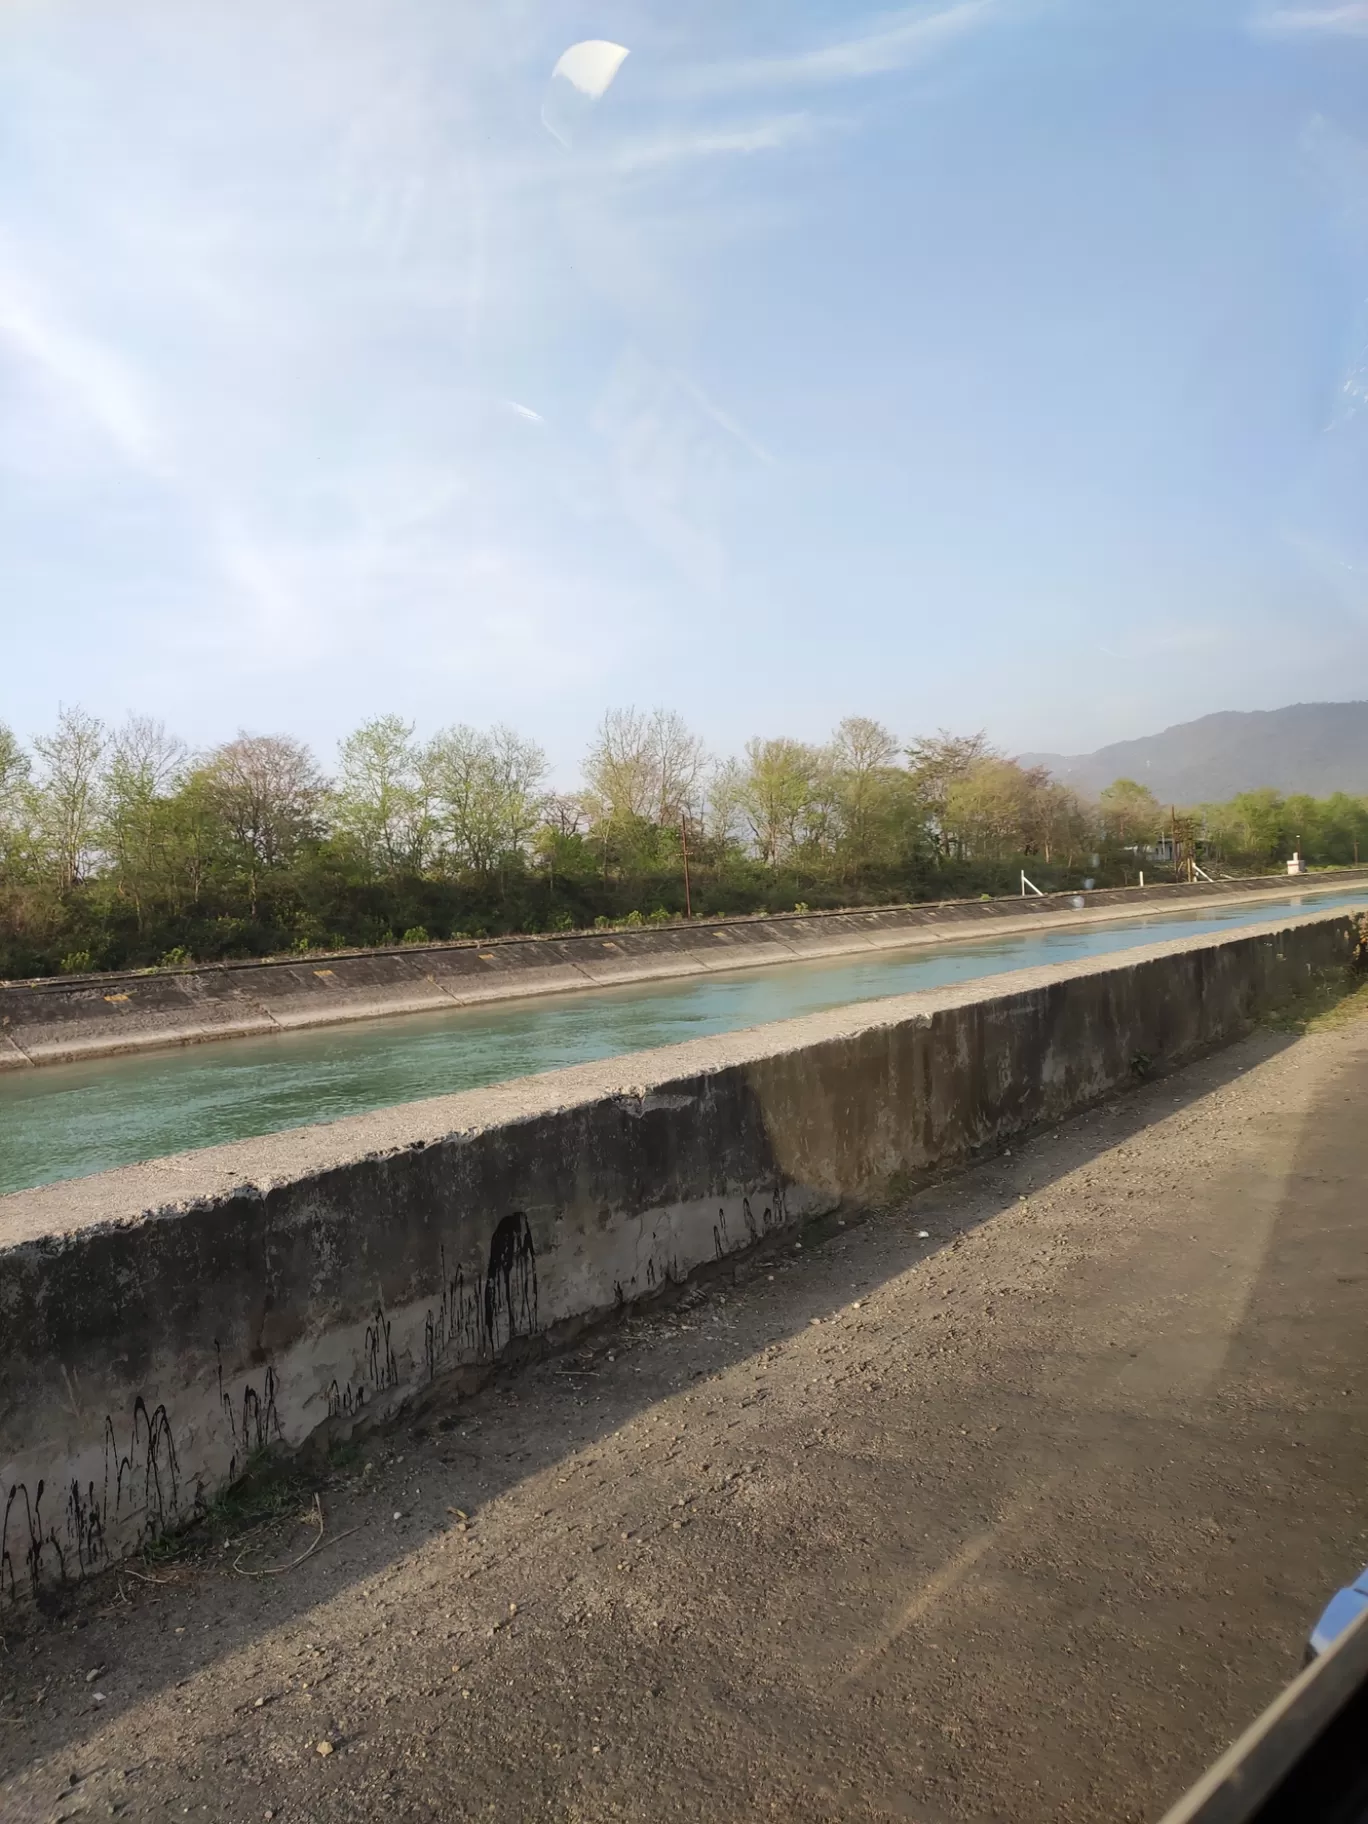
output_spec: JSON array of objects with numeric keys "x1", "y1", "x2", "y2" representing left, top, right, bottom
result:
[{"x1": 2, "y1": 0, "x2": 1367, "y2": 779}]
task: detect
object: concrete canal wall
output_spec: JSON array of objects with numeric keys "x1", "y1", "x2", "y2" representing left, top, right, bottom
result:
[
  {"x1": 0, "y1": 905, "x2": 1360, "y2": 1606},
  {"x1": 3, "y1": 869, "x2": 1366, "y2": 1070}
]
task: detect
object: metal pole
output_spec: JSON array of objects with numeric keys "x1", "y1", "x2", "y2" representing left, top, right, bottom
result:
[{"x1": 680, "y1": 812, "x2": 692, "y2": 920}]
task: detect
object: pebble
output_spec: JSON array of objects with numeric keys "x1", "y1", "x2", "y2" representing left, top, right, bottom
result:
[{"x1": 316, "y1": 1741, "x2": 333, "y2": 1756}]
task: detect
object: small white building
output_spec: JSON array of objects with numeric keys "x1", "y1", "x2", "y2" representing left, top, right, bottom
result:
[{"x1": 1287, "y1": 852, "x2": 1307, "y2": 876}]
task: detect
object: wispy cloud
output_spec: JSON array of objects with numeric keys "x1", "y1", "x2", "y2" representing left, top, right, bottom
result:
[
  {"x1": 607, "y1": 113, "x2": 822, "y2": 175},
  {"x1": 0, "y1": 1, "x2": 813, "y2": 720},
  {"x1": 0, "y1": 245, "x2": 164, "y2": 474},
  {"x1": 1253, "y1": 3, "x2": 1368, "y2": 34},
  {"x1": 678, "y1": 1, "x2": 996, "y2": 96},
  {"x1": 589, "y1": 348, "x2": 774, "y2": 591},
  {"x1": 188, "y1": 512, "x2": 639, "y2": 694}
]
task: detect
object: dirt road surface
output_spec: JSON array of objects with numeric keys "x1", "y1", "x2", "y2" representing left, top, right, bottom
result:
[{"x1": 4, "y1": 1011, "x2": 1368, "y2": 1823}]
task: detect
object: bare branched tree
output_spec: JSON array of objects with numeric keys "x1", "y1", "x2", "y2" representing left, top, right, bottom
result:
[
  {"x1": 103, "y1": 716, "x2": 189, "y2": 924},
  {"x1": 201, "y1": 733, "x2": 324, "y2": 907},
  {"x1": 427, "y1": 724, "x2": 548, "y2": 875},
  {"x1": 32, "y1": 705, "x2": 106, "y2": 889}
]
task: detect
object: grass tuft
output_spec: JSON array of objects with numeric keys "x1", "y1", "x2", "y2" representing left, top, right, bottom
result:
[
  {"x1": 1260, "y1": 969, "x2": 1368, "y2": 1036},
  {"x1": 138, "y1": 1442, "x2": 357, "y2": 1567}
]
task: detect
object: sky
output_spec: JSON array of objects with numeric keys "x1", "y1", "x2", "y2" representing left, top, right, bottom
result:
[{"x1": 2, "y1": 0, "x2": 1367, "y2": 781}]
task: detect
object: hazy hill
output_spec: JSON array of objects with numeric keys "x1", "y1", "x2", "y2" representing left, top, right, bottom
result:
[{"x1": 1019, "y1": 702, "x2": 1368, "y2": 804}]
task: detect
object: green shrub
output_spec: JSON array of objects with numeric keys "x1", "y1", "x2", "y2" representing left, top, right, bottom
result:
[
  {"x1": 400, "y1": 926, "x2": 430, "y2": 946},
  {"x1": 59, "y1": 950, "x2": 93, "y2": 975}
]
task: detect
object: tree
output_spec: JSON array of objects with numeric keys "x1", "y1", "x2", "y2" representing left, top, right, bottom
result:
[
  {"x1": 583, "y1": 707, "x2": 655, "y2": 826},
  {"x1": 0, "y1": 722, "x2": 27, "y2": 809},
  {"x1": 1035, "y1": 781, "x2": 1094, "y2": 866},
  {"x1": 829, "y1": 716, "x2": 910, "y2": 875},
  {"x1": 1098, "y1": 778, "x2": 1162, "y2": 849},
  {"x1": 645, "y1": 708, "x2": 709, "y2": 826},
  {"x1": 32, "y1": 705, "x2": 106, "y2": 889},
  {"x1": 583, "y1": 707, "x2": 708, "y2": 830},
  {"x1": 1282, "y1": 794, "x2": 1321, "y2": 861},
  {"x1": 0, "y1": 722, "x2": 33, "y2": 880},
  {"x1": 1224, "y1": 789, "x2": 1287, "y2": 865},
  {"x1": 492, "y1": 726, "x2": 550, "y2": 860},
  {"x1": 1315, "y1": 792, "x2": 1368, "y2": 865},
  {"x1": 540, "y1": 793, "x2": 588, "y2": 840},
  {"x1": 201, "y1": 733, "x2": 323, "y2": 907},
  {"x1": 333, "y1": 715, "x2": 433, "y2": 875},
  {"x1": 737, "y1": 737, "x2": 823, "y2": 866},
  {"x1": 102, "y1": 716, "x2": 188, "y2": 925},
  {"x1": 944, "y1": 757, "x2": 1040, "y2": 860},
  {"x1": 158, "y1": 771, "x2": 228, "y2": 911},
  {"x1": 906, "y1": 730, "x2": 994, "y2": 858},
  {"x1": 428, "y1": 724, "x2": 547, "y2": 877},
  {"x1": 705, "y1": 759, "x2": 746, "y2": 847}
]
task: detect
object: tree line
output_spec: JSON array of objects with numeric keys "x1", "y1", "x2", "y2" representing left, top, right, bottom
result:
[{"x1": 0, "y1": 705, "x2": 1364, "y2": 978}]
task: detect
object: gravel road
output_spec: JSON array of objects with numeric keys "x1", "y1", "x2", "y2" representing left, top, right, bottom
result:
[{"x1": 4, "y1": 1008, "x2": 1368, "y2": 1823}]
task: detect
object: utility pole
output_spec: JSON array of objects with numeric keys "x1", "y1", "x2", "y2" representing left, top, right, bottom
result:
[{"x1": 680, "y1": 811, "x2": 693, "y2": 920}]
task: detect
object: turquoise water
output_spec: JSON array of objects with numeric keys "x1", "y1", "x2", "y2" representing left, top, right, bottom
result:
[{"x1": 3, "y1": 886, "x2": 1364, "y2": 1197}]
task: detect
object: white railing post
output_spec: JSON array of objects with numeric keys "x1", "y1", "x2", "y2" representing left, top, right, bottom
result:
[{"x1": 1020, "y1": 871, "x2": 1045, "y2": 897}]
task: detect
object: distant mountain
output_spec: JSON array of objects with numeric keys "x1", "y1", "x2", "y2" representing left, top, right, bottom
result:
[{"x1": 1019, "y1": 702, "x2": 1368, "y2": 805}]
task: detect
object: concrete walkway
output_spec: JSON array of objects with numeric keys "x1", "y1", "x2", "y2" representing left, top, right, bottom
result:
[{"x1": 5, "y1": 1008, "x2": 1368, "y2": 1822}]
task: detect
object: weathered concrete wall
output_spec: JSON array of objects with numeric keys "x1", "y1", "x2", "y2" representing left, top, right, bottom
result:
[
  {"x1": 0, "y1": 907, "x2": 1359, "y2": 1607},
  {"x1": 4, "y1": 870, "x2": 1364, "y2": 1070}
]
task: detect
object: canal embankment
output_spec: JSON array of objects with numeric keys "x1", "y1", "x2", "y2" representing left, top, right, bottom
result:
[
  {"x1": 0, "y1": 902, "x2": 1359, "y2": 1604},
  {"x1": 3, "y1": 868, "x2": 1366, "y2": 1070}
]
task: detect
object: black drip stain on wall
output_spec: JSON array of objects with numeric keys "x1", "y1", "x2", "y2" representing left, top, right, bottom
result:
[
  {"x1": 482, "y1": 1212, "x2": 539, "y2": 1355},
  {"x1": 4, "y1": 1186, "x2": 800, "y2": 1607},
  {"x1": 3, "y1": 1396, "x2": 184, "y2": 1609},
  {"x1": 365, "y1": 1308, "x2": 399, "y2": 1392},
  {"x1": 422, "y1": 1213, "x2": 541, "y2": 1381}
]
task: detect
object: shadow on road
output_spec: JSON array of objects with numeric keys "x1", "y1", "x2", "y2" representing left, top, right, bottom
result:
[{"x1": 0, "y1": 1022, "x2": 1325, "y2": 1801}]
